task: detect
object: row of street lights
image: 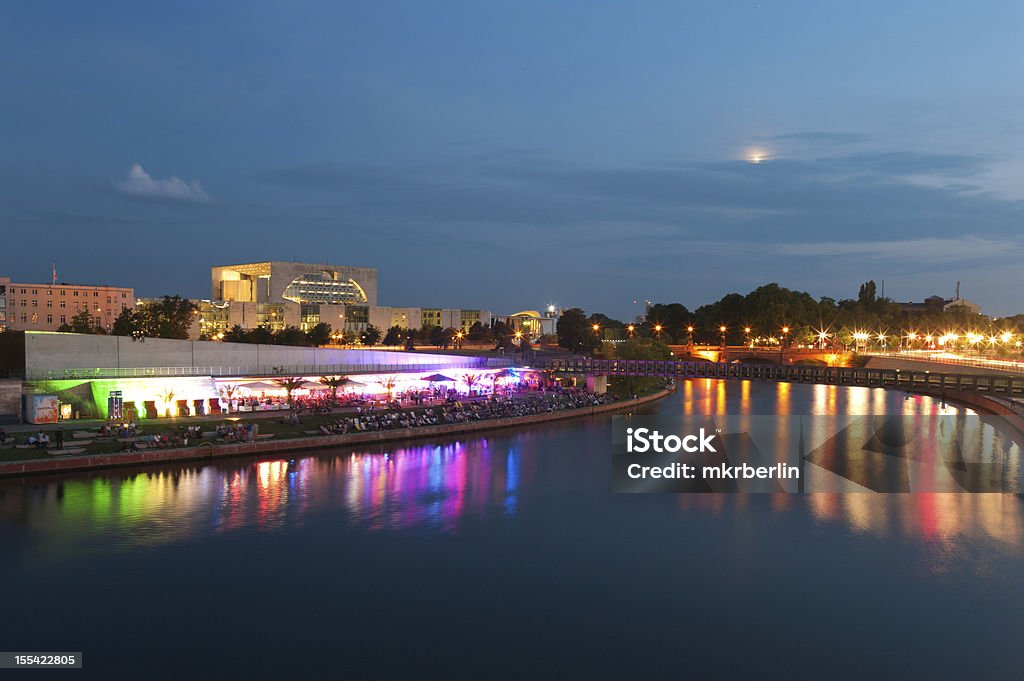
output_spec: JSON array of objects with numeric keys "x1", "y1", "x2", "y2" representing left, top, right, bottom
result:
[{"x1": 589, "y1": 322, "x2": 1023, "y2": 355}]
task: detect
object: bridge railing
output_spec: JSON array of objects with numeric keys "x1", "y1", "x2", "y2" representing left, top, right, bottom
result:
[
  {"x1": 538, "y1": 358, "x2": 1024, "y2": 397},
  {"x1": 862, "y1": 351, "x2": 1024, "y2": 375},
  {"x1": 27, "y1": 358, "x2": 513, "y2": 381}
]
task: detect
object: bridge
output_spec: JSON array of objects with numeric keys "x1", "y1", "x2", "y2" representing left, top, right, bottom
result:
[
  {"x1": 538, "y1": 358, "x2": 1024, "y2": 398},
  {"x1": 666, "y1": 345, "x2": 848, "y2": 365}
]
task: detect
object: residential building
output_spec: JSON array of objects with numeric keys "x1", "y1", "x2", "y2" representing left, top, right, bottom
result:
[{"x1": 0, "y1": 276, "x2": 133, "y2": 333}]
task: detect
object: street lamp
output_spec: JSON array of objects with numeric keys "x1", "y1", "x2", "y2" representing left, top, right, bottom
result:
[
  {"x1": 781, "y1": 326, "x2": 789, "y2": 348},
  {"x1": 719, "y1": 325, "x2": 727, "y2": 347},
  {"x1": 744, "y1": 326, "x2": 752, "y2": 347},
  {"x1": 627, "y1": 324, "x2": 635, "y2": 338},
  {"x1": 686, "y1": 325, "x2": 694, "y2": 346},
  {"x1": 654, "y1": 324, "x2": 663, "y2": 340}
]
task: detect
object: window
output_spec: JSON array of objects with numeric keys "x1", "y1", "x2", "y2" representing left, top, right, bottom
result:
[
  {"x1": 122, "y1": 292, "x2": 127, "y2": 298},
  {"x1": 20, "y1": 300, "x2": 25, "y2": 307},
  {"x1": 59, "y1": 315, "x2": 66, "y2": 324},
  {"x1": 20, "y1": 288, "x2": 26, "y2": 294},
  {"x1": 47, "y1": 290, "x2": 52, "y2": 296},
  {"x1": 93, "y1": 291, "x2": 99, "y2": 297},
  {"x1": 59, "y1": 300, "x2": 65, "y2": 308},
  {"x1": 20, "y1": 314, "x2": 27, "y2": 322},
  {"x1": 73, "y1": 291, "x2": 79, "y2": 297},
  {"x1": 60, "y1": 290, "x2": 66, "y2": 296},
  {"x1": 46, "y1": 300, "x2": 52, "y2": 308},
  {"x1": 31, "y1": 300, "x2": 37, "y2": 308},
  {"x1": 31, "y1": 289, "x2": 37, "y2": 295},
  {"x1": 106, "y1": 296, "x2": 111, "y2": 303},
  {"x1": 30, "y1": 313, "x2": 38, "y2": 323},
  {"x1": 46, "y1": 315, "x2": 52, "y2": 324}
]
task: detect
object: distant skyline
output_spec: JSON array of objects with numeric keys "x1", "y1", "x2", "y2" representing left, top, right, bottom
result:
[{"x1": 3, "y1": 1, "x2": 1023, "y2": 318}]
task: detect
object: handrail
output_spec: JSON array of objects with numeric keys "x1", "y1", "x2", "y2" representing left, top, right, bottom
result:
[
  {"x1": 860, "y1": 351, "x2": 1024, "y2": 375},
  {"x1": 536, "y1": 358, "x2": 1024, "y2": 396},
  {"x1": 28, "y1": 358, "x2": 514, "y2": 381}
]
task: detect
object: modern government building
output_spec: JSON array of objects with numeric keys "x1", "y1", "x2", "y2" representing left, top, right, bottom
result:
[{"x1": 196, "y1": 260, "x2": 501, "y2": 338}]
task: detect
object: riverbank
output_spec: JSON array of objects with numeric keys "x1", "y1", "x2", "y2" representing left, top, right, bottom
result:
[{"x1": 0, "y1": 387, "x2": 674, "y2": 478}]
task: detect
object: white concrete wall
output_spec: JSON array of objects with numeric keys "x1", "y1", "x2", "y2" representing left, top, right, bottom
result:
[{"x1": 24, "y1": 332, "x2": 485, "y2": 373}]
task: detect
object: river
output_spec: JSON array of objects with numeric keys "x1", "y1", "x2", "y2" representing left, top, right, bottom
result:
[{"x1": 1, "y1": 380, "x2": 1022, "y2": 679}]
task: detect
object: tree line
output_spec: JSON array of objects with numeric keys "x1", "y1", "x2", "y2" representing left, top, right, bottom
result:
[{"x1": 556, "y1": 281, "x2": 1019, "y2": 353}]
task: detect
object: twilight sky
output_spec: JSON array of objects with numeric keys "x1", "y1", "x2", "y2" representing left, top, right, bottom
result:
[{"x1": 2, "y1": 1, "x2": 1023, "y2": 319}]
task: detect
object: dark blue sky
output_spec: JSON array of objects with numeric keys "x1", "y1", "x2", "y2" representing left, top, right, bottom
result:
[{"x1": 3, "y1": 1, "x2": 1022, "y2": 319}]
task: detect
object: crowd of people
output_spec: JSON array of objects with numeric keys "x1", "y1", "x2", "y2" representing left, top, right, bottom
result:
[
  {"x1": 216, "y1": 422, "x2": 257, "y2": 443},
  {"x1": 100, "y1": 422, "x2": 140, "y2": 438},
  {"x1": 318, "y1": 388, "x2": 613, "y2": 435}
]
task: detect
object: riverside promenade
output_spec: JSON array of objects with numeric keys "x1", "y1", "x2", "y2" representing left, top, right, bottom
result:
[{"x1": 0, "y1": 388, "x2": 674, "y2": 478}]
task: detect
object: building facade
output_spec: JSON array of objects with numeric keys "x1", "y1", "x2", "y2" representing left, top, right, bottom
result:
[
  {"x1": 494, "y1": 310, "x2": 559, "y2": 338},
  {"x1": 197, "y1": 262, "x2": 490, "y2": 339},
  {"x1": 361, "y1": 306, "x2": 492, "y2": 335},
  {"x1": 205, "y1": 261, "x2": 377, "y2": 336},
  {"x1": 0, "y1": 276, "x2": 133, "y2": 333},
  {"x1": 898, "y1": 295, "x2": 982, "y2": 315}
]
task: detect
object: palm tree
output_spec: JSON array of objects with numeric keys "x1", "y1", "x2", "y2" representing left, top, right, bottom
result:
[
  {"x1": 462, "y1": 373, "x2": 482, "y2": 395},
  {"x1": 377, "y1": 375, "x2": 398, "y2": 400},
  {"x1": 157, "y1": 388, "x2": 176, "y2": 418},
  {"x1": 273, "y1": 376, "x2": 305, "y2": 405},
  {"x1": 220, "y1": 384, "x2": 239, "y2": 413},
  {"x1": 319, "y1": 375, "x2": 349, "y2": 402}
]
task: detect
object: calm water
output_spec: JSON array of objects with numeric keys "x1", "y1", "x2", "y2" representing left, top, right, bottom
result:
[{"x1": 2, "y1": 380, "x2": 1024, "y2": 680}]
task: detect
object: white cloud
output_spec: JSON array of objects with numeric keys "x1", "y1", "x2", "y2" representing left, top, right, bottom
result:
[
  {"x1": 114, "y1": 164, "x2": 210, "y2": 203},
  {"x1": 776, "y1": 237, "x2": 1017, "y2": 262}
]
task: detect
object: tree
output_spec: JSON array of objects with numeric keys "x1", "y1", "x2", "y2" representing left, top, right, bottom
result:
[
  {"x1": 220, "y1": 384, "x2": 239, "y2": 413},
  {"x1": 135, "y1": 295, "x2": 198, "y2": 339},
  {"x1": 319, "y1": 375, "x2": 349, "y2": 401},
  {"x1": 247, "y1": 326, "x2": 275, "y2": 344},
  {"x1": 157, "y1": 388, "x2": 176, "y2": 418},
  {"x1": 462, "y1": 373, "x2": 482, "y2": 394},
  {"x1": 377, "y1": 375, "x2": 398, "y2": 399},
  {"x1": 112, "y1": 307, "x2": 136, "y2": 336},
  {"x1": 274, "y1": 325, "x2": 307, "y2": 346},
  {"x1": 361, "y1": 324, "x2": 382, "y2": 346},
  {"x1": 489, "y1": 321, "x2": 513, "y2": 350},
  {"x1": 858, "y1": 281, "x2": 877, "y2": 306},
  {"x1": 607, "y1": 340, "x2": 672, "y2": 397},
  {"x1": 306, "y1": 322, "x2": 332, "y2": 347},
  {"x1": 223, "y1": 325, "x2": 248, "y2": 343},
  {"x1": 273, "y1": 377, "x2": 305, "y2": 405},
  {"x1": 69, "y1": 308, "x2": 96, "y2": 334},
  {"x1": 557, "y1": 307, "x2": 601, "y2": 354},
  {"x1": 383, "y1": 325, "x2": 404, "y2": 346},
  {"x1": 644, "y1": 303, "x2": 690, "y2": 342},
  {"x1": 467, "y1": 321, "x2": 493, "y2": 344}
]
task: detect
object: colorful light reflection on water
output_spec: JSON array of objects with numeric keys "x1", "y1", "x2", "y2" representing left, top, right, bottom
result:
[
  {"x1": 0, "y1": 380, "x2": 1022, "y2": 557},
  {"x1": 2, "y1": 380, "x2": 1024, "y2": 679}
]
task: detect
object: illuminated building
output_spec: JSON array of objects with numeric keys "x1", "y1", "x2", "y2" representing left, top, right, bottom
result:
[
  {"x1": 207, "y1": 261, "x2": 378, "y2": 333},
  {"x1": 0, "y1": 276, "x2": 133, "y2": 333},
  {"x1": 494, "y1": 310, "x2": 559, "y2": 339}
]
